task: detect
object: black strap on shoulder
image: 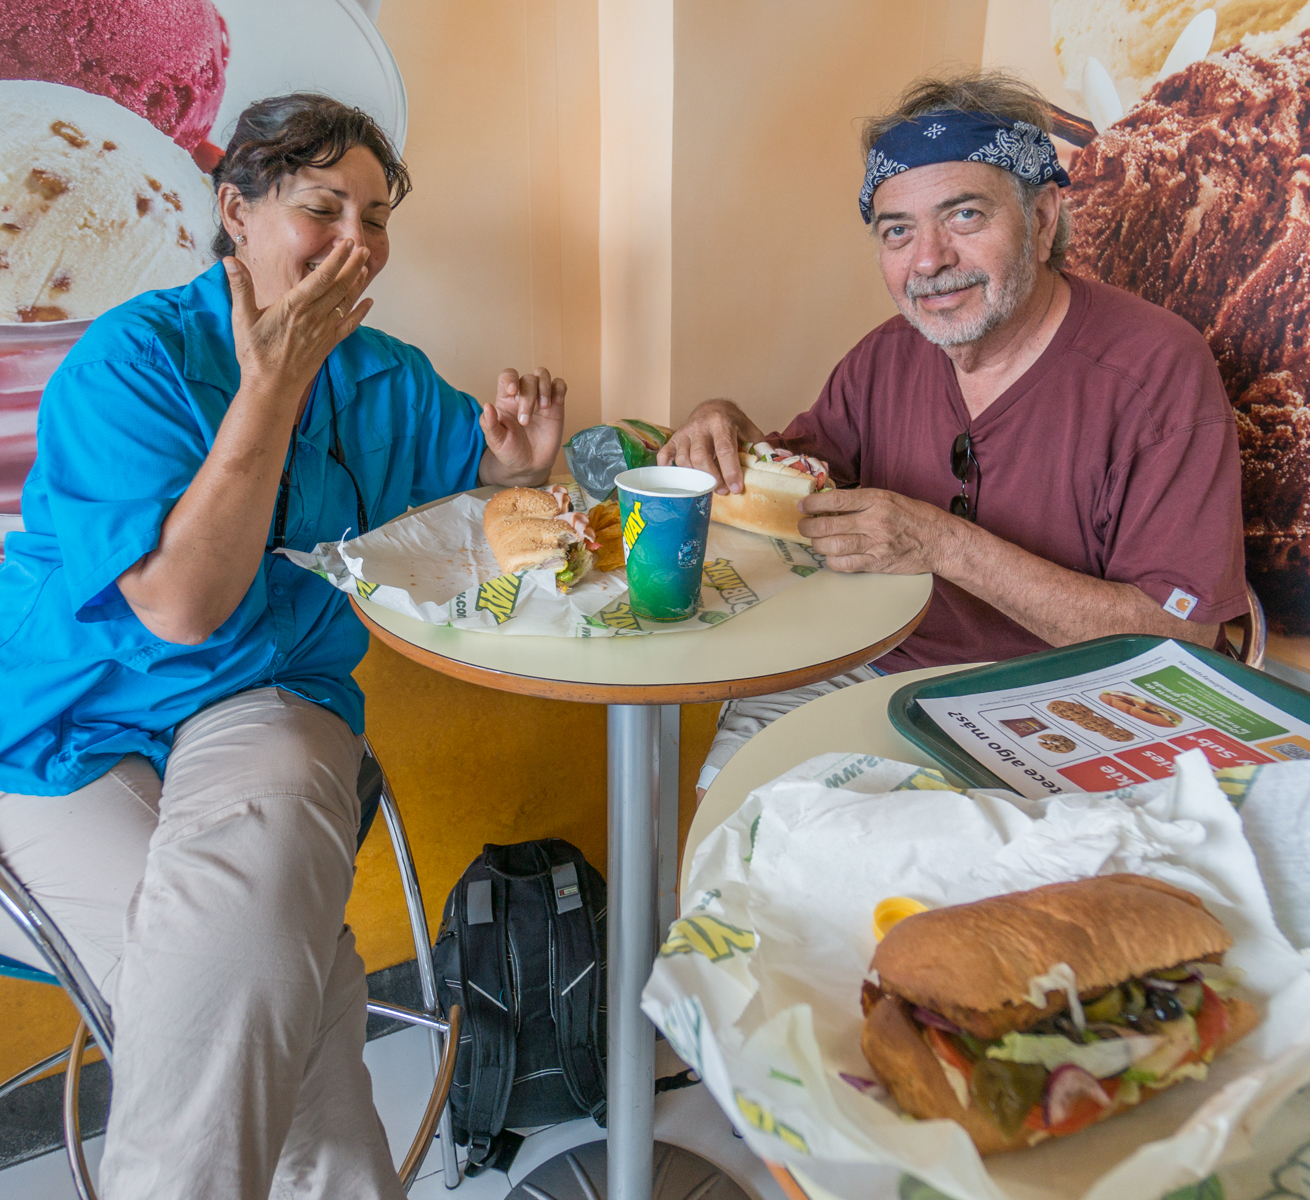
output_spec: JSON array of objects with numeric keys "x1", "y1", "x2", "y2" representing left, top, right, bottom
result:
[
  {"x1": 456, "y1": 858, "x2": 516, "y2": 1170},
  {"x1": 544, "y1": 843, "x2": 608, "y2": 1126}
]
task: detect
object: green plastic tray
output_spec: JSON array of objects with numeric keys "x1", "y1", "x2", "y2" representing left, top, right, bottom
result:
[{"x1": 887, "y1": 635, "x2": 1310, "y2": 791}]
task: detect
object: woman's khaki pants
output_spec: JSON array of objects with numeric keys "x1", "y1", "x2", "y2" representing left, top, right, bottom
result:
[{"x1": 0, "y1": 687, "x2": 405, "y2": 1200}]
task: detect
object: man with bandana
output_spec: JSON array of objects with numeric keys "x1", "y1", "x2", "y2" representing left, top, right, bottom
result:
[{"x1": 658, "y1": 72, "x2": 1249, "y2": 797}]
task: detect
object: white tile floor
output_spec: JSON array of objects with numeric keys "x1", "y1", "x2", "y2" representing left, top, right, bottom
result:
[{"x1": 0, "y1": 1029, "x2": 786, "y2": 1200}]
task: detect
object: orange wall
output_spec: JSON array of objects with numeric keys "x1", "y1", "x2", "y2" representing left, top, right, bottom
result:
[
  {"x1": 369, "y1": 0, "x2": 603, "y2": 442},
  {"x1": 668, "y1": 0, "x2": 988, "y2": 433}
]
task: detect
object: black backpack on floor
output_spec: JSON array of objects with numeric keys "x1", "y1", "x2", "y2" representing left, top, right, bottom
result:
[{"x1": 432, "y1": 838, "x2": 607, "y2": 1174}]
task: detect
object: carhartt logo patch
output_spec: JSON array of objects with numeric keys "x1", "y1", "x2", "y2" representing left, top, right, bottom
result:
[{"x1": 1163, "y1": 587, "x2": 1199, "y2": 619}]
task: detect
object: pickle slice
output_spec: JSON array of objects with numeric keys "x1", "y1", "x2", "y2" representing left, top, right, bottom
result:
[{"x1": 970, "y1": 1059, "x2": 1048, "y2": 1136}]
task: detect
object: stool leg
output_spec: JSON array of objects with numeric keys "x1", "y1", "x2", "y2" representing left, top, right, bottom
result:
[
  {"x1": 374, "y1": 750, "x2": 461, "y2": 1190},
  {"x1": 64, "y1": 1020, "x2": 99, "y2": 1200}
]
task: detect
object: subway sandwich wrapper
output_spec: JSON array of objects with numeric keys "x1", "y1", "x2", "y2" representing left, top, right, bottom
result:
[
  {"x1": 281, "y1": 480, "x2": 826, "y2": 636},
  {"x1": 642, "y1": 749, "x2": 1310, "y2": 1200}
]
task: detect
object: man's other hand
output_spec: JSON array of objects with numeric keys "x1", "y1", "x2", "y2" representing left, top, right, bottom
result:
[
  {"x1": 657, "y1": 399, "x2": 764, "y2": 495},
  {"x1": 798, "y1": 487, "x2": 948, "y2": 575}
]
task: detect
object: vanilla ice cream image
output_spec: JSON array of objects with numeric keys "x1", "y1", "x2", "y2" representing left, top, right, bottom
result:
[
  {"x1": 1051, "y1": 0, "x2": 1310, "y2": 113},
  {"x1": 0, "y1": 80, "x2": 214, "y2": 323}
]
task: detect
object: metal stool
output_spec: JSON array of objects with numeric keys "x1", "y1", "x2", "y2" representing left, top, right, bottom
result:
[
  {"x1": 1226, "y1": 581, "x2": 1268, "y2": 670},
  {"x1": 0, "y1": 737, "x2": 462, "y2": 1198}
]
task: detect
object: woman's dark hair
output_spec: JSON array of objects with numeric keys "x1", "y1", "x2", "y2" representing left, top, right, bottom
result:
[{"x1": 210, "y1": 93, "x2": 412, "y2": 258}]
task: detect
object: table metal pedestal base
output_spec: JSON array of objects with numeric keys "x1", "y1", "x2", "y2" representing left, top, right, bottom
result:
[{"x1": 506, "y1": 1139, "x2": 750, "y2": 1200}]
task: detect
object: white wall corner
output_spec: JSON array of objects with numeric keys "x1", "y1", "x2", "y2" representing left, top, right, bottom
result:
[{"x1": 598, "y1": 0, "x2": 675, "y2": 426}]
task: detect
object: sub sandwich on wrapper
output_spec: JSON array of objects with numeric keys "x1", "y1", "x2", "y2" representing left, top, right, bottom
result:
[
  {"x1": 482, "y1": 486, "x2": 599, "y2": 592},
  {"x1": 710, "y1": 442, "x2": 833, "y2": 545},
  {"x1": 860, "y1": 874, "x2": 1258, "y2": 1155}
]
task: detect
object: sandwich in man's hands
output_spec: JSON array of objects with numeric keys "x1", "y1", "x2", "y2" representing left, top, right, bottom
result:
[
  {"x1": 859, "y1": 874, "x2": 1259, "y2": 1155},
  {"x1": 483, "y1": 486, "x2": 599, "y2": 592},
  {"x1": 710, "y1": 441, "x2": 834, "y2": 544}
]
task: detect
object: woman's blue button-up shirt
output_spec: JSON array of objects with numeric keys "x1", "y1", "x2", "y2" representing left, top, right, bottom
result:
[{"x1": 0, "y1": 262, "x2": 485, "y2": 796}]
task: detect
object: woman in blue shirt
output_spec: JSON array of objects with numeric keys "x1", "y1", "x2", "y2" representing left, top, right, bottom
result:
[{"x1": 0, "y1": 95, "x2": 561, "y2": 1199}]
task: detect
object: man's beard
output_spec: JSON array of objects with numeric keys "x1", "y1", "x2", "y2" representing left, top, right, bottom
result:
[{"x1": 896, "y1": 244, "x2": 1037, "y2": 348}]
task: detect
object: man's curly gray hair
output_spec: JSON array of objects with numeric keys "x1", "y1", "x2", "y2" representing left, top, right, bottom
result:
[{"x1": 862, "y1": 71, "x2": 1072, "y2": 270}]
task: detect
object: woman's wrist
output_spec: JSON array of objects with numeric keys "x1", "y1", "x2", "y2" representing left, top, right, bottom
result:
[{"x1": 477, "y1": 448, "x2": 551, "y2": 488}]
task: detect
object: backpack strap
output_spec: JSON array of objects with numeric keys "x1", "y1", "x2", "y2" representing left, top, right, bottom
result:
[
  {"x1": 457, "y1": 856, "x2": 517, "y2": 1171},
  {"x1": 544, "y1": 842, "x2": 608, "y2": 1126}
]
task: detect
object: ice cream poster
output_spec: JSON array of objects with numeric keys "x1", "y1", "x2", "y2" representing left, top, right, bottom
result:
[
  {"x1": 981, "y1": 0, "x2": 1310, "y2": 639},
  {"x1": 0, "y1": 0, "x2": 405, "y2": 532}
]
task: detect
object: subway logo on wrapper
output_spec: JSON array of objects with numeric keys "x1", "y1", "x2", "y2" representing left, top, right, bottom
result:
[
  {"x1": 734, "y1": 1092, "x2": 809, "y2": 1153},
  {"x1": 660, "y1": 915, "x2": 755, "y2": 961},
  {"x1": 475, "y1": 573, "x2": 523, "y2": 624},
  {"x1": 701, "y1": 558, "x2": 758, "y2": 612}
]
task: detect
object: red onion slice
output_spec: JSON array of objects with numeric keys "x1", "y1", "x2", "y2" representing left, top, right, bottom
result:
[
  {"x1": 913, "y1": 1007, "x2": 963, "y2": 1034},
  {"x1": 1044, "y1": 1063, "x2": 1112, "y2": 1127}
]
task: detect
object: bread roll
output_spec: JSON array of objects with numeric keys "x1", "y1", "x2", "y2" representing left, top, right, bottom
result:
[
  {"x1": 483, "y1": 487, "x2": 595, "y2": 589},
  {"x1": 710, "y1": 455, "x2": 821, "y2": 544},
  {"x1": 873, "y1": 875, "x2": 1232, "y2": 1039}
]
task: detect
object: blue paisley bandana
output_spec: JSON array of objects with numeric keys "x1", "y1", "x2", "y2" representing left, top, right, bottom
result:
[{"x1": 859, "y1": 111, "x2": 1070, "y2": 224}]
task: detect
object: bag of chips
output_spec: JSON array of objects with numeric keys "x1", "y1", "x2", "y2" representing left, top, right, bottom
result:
[{"x1": 564, "y1": 419, "x2": 672, "y2": 500}]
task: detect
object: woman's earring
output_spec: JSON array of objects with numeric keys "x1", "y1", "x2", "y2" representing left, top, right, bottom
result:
[{"x1": 235, "y1": 234, "x2": 246, "y2": 245}]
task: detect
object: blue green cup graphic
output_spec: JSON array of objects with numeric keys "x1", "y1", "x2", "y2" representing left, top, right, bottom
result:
[{"x1": 615, "y1": 466, "x2": 717, "y2": 621}]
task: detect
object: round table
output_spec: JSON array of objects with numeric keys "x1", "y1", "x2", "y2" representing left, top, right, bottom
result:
[{"x1": 350, "y1": 495, "x2": 932, "y2": 1200}]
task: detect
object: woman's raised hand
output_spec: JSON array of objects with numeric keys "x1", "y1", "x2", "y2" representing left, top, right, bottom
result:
[
  {"x1": 225, "y1": 239, "x2": 373, "y2": 400},
  {"x1": 478, "y1": 368, "x2": 566, "y2": 486}
]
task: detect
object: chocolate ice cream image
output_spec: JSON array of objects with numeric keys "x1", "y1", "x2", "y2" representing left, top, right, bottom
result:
[
  {"x1": 1065, "y1": 31, "x2": 1310, "y2": 634},
  {"x1": 0, "y1": 0, "x2": 228, "y2": 153}
]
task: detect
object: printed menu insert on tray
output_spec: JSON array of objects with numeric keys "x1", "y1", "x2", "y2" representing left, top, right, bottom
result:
[{"x1": 915, "y1": 641, "x2": 1310, "y2": 799}]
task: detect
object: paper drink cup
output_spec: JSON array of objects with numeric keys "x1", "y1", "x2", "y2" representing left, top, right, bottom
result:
[{"x1": 615, "y1": 466, "x2": 716, "y2": 621}]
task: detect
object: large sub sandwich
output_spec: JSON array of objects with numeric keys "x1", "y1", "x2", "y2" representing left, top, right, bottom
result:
[
  {"x1": 710, "y1": 441, "x2": 833, "y2": 544},
  {"x1": 860, "y1": 874, "x2": 1258, "y2": 1154},
  {"x1": 483, "y1": 486, "x2": 599, "y2": 592}
]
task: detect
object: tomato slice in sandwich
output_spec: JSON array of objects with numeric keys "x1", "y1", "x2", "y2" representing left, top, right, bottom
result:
[
  {"x1": 1195, "y1": 984, "x2": 1230, "y2": 1060},
  {"x1": 925, "y1": 1026, "x2": 973, "y2": 1079},
  {"x1": 1024, "y1": 1078, "x2": 1119, "y2": 1137}
]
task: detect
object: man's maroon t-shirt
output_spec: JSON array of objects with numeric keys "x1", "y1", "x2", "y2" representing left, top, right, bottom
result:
[{"x1": 769, "y1": 274, "x2": 1248, "y2": 673}]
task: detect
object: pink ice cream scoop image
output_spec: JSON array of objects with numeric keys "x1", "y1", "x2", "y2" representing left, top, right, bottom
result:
[{"x1": 0, "y1": 0, "x2": 229, "y2": 153}]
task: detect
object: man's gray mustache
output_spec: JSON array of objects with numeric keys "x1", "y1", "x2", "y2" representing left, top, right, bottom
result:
[{"x1": 905, "y1": 272, "x2": 989, "y2": 299}]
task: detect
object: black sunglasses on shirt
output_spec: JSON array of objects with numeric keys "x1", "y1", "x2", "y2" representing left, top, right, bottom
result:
[
  {"x1": 950, "y1": 431, "x2": 980, "y2": 523},
  {"x1": 266, "y1": 371, "x2": 369, "y2": 553}
]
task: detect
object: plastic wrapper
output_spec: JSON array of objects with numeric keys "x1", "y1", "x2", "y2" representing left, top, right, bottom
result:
[{"x1": 564, "y1": 419, "x2": 672, "y2": 500}]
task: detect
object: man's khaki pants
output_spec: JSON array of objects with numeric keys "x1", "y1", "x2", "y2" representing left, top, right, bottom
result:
[{"x1": 0, "y1": 687, "x2": 405, "y2": 1200}]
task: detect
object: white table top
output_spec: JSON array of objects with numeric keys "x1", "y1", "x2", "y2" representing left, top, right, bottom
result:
[
  {"x1": 352, "y1": 489, "x2": 934, "y2": 705},
  {"x1": 682, "y1": 663, "x2": 976, "y2": 894}
]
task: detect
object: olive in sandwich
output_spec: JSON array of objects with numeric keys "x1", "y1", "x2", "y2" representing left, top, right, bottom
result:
[
  {"x1": 860, "y1": 874, "x2": 1259, "y2": 1154},
  {"x1": 482, "y1": 486, "x2": 598, "y2": 592}
]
